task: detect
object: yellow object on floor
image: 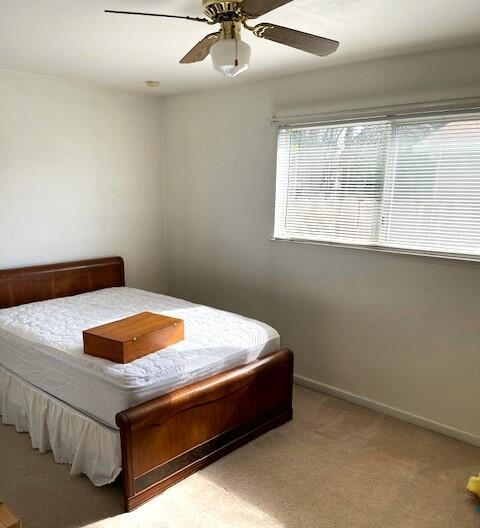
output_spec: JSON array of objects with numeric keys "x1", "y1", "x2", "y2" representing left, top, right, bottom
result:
[
  {"x1": 467, "y1": 476, "x2": 480, "y2": 498},
  {"x1": 0, "y1": 500, "x2": 21, "y2": 528}
]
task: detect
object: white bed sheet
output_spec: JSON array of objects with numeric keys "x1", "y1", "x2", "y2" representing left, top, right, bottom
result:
[{"x1": 0, "y1": 287, "x2": 280, "y2": 428}]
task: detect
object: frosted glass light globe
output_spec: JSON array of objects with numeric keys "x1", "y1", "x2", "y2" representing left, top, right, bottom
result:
[{"x1": 210, "y1": 39, "x2": 251, "y2": 78}]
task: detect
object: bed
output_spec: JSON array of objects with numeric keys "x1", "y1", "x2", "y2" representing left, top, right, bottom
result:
[{"x1": 0, "y1": 257, "x2": 293, "y2": 511}]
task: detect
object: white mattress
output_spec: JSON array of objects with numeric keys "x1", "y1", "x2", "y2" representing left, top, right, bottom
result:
[{"x1": 0, "y1": 287, "x2": 280, "y2": 428}]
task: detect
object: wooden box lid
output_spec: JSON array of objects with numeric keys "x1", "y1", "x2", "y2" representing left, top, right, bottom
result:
[
  {"x1": 0, "y1": 501, "x2": 21, "y2": 528},
  {"x1": 83, "y1": 312, "x2": 184, "y2": 364}
]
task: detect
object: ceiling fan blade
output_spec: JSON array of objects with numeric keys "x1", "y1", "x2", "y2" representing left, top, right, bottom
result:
[
  {"x1": 105, "y1": 10, "x2": 209, "y2": 23},
  {"x1": 252, "y1": 23, "x2": 339, "y2": 56},
  {"x1": 240, "y1": 0, "x2": 293, "y2": 18},
  {"x1": 180, "y1": 32, "x2": 222, "y2": 64}
]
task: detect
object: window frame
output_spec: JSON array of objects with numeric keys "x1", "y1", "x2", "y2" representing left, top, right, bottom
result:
[{"x1": 271, "y1": 99, "x2": 480, "y2": 263}]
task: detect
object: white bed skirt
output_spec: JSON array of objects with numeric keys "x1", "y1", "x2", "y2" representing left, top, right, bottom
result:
[{"x1": 0, "y1": 366, "x2": 122, "y2": 486}]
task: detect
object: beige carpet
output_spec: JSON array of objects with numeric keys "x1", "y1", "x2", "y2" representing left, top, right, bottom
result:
[{"x1": 1, "y1": 386, "x2": 479, "y2": 528}]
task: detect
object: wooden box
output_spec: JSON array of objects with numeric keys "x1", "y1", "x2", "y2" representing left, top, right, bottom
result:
[
  {"x1": 83, "y1": 312, "x2": 184, "y2": 364},
  {"x1": 0, "y1": 501, "x2": 21, "y2": 528}
]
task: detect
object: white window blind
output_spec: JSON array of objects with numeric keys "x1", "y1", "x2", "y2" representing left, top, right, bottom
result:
[{"x1": 274, "y1": 111, "x2": 480, "y2": 260}]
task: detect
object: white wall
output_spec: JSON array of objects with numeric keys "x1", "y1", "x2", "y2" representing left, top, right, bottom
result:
[
  {"x1": 163, "y1": 45, "x2": 480, "y2": 442},
  {"x1": 0, "y1": 70, "x2": 166, "y2": 292},
  {"x1": 2, "y1": 46, "x2": 479, "y2": 444}
]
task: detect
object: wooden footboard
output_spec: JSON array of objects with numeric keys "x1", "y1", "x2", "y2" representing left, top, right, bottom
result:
[{"x1": 116, "y1": 348, "x2": 294, "y2": 512}]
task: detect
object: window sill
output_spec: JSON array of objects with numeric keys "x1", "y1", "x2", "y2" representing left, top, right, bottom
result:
[{"x1": 270, "y1": 237, "x2": 480, "y2": 264}]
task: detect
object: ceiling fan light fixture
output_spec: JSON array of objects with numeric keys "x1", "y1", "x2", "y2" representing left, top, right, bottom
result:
[
  {"x1": 106, "y1": 1, "x2": 340, "y2": 79},
  {"x1": 210, "y1": 39, "x2": 251, "y2": 78}
]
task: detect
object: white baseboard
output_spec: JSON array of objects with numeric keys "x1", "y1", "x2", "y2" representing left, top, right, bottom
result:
[{"x1": 294, "y1": 374, "x2": 480, "y2": 448}]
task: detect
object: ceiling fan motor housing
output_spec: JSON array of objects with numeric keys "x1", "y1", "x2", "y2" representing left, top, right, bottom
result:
[{"x1": 202, "y1": 0, "x2": 242, "y2": 21}]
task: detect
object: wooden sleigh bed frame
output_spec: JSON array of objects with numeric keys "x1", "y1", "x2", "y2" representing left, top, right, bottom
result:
[{"x1": 0, "y1": 257, "x2": 294, "y2": 512}]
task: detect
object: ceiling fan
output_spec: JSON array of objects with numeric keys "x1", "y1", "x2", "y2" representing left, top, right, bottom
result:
[{"x1": 105, "y1": 0, "x2": 340, "y2": 78}]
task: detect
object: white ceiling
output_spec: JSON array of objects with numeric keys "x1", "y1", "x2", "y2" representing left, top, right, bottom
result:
[{"x1": 1, "y1": 0, "x2": 479, "y2": 95}]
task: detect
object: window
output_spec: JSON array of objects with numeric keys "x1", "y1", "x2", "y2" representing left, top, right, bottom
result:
[{"x1": 274, "y1": 111, "x2": 480, "y2": 260}]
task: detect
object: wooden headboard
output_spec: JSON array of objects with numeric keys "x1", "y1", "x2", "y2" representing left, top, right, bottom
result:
[{"x1": 0, "y1": 257, "x2": 125, "y2": 309}]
